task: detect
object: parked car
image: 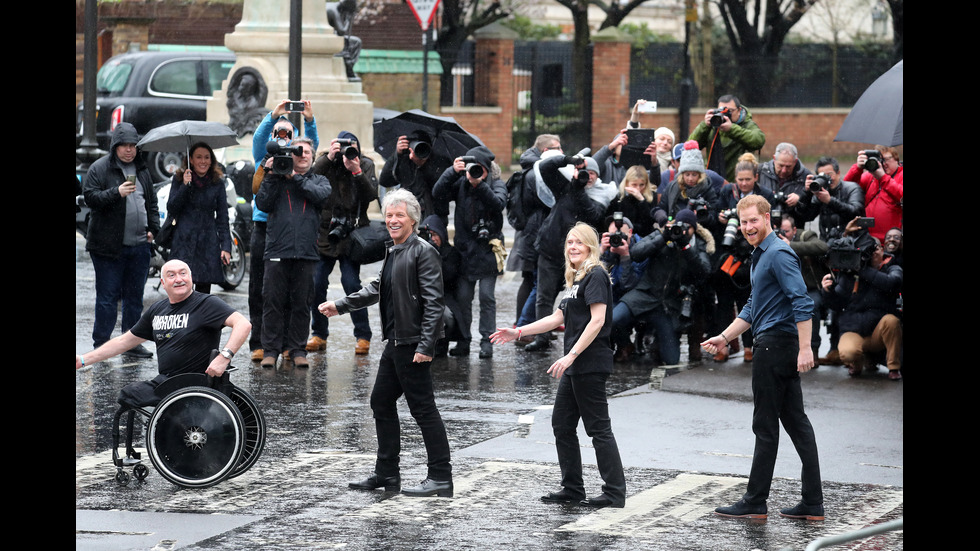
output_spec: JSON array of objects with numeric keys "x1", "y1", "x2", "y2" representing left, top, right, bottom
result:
[{"x1": 76, "y1": 50, "x2": 236, "y2": 182}]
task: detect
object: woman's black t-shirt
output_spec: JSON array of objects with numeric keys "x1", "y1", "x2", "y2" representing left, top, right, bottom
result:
[{"x1": 558, "y1": 265, "x2": 614, "y2": 375}]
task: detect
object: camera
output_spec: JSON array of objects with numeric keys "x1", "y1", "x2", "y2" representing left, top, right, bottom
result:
[
  {"x1": 609, "y1": 212, "x2": 628, "y2": 248},
  {"x1": 720, "y1": 209, "x2": 741, "y2": 248},
  {"x1": 285, "y1": 101, "x2": 305, "y2": 112},
  {"x1": 336, "y1": 138, "x2": 359, "y2": 161},
  {"x1": 688, "y1": 197, "x2": 709, "y2": 222},
  {"x1": 327, "y1": 215, "x2": 353, "y2": 244},
  {"x1": 709, "y1": 107, "x2": 732, "y2": 128},
  {"x1": 863, "y1": 150, "x2": 883, "y2": 172},
  {"x1": 827, "y1": 233, "x2": 874, "y2": 273},
  {"x1": 573, "y1": 169, "x2": 591, "y2": 186},
  {"x1": 666, "y1": 220, "x2": 691, "y2": 242},
  {"x1": 418, "y1": 225, "x2": 435, "y2": 245},
  {"x1": 809, "y1": 172, "x2": 833, "y2": 193},
  {"x1": 471, "y1": 218, "x2": 490, "y2": 241},
  {"x1": 266, "y1": 141, "x2": 304, "y2": 175},
  {"x1": 459, "y1": 156, "x2": 485, "y2": 179},
  {"x1": 409, "y1": 138, "x2": 431, "y2": 160},
  {"x1": 770, "y1": 191, "x2": 786, "y2": 228}
]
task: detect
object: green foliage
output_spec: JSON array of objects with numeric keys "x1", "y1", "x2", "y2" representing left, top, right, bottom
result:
[{"x1": 502, "y1": 15, "x2": 562, "y2": 41}]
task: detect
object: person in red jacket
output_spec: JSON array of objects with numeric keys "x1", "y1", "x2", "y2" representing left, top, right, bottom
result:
[{"x1": 843, "y1": 146, "x2": 902, "y2": 241}]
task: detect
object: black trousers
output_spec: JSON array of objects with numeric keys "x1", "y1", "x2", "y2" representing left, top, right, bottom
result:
[
  {"x1": 744, "y1": 331, "x2": 822, "y2": 506},
  {"x1": 552, "y1": 372, "x2": 626, "y2": 502},
  {"x1": 371, "y1": 342, "x2": 452, "y2": 481},
  {"x1": 261, "y1": 258, "x2": 314, "y2": 358}
]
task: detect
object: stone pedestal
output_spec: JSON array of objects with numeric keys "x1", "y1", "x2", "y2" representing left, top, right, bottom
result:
[{"x1": 208, "y1": 0, "x2": 374, "y2": 162}]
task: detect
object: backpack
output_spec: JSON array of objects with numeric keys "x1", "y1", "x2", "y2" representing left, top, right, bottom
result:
[{"x1": 505, "y1": 168, "x2": 530, "y2": 231}]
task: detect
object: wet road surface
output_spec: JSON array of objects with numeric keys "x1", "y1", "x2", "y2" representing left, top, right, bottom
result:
[{"x1": 76, "y1": 233, "x2": 903, "y2": 550}]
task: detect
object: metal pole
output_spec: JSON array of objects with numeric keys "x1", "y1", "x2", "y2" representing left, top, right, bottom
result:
[
  {"x1": 289, "y1": 0, "x2": 302, "y2": 132},
  {"x1": 679, "y1": 13, "x2": 693, "y2": 140},
  {"x1": 77, "y1": 0, "x2": 105, "y2": 166},
  {"x1": 422, "y1": 26, "x2": 430, "y2": 112}
]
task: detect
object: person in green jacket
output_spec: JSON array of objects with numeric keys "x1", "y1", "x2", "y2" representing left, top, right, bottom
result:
[{"x1": 689, "y1": 95, "x2": 766, "y2": 182}]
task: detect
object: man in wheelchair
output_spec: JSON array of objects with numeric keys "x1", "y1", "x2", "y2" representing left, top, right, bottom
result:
[{"x1": 76, "y1": 259, "x2": 252, "y2": 406}]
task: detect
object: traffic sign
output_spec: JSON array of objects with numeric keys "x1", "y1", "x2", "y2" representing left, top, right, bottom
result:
[{"x1": 406, "y1": 0, "x2": 440, "y2": 31}]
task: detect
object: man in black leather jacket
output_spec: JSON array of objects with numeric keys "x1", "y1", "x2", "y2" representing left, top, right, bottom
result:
[{"x1": 319, "y1": 188, "x2": 453, "y2": 498}]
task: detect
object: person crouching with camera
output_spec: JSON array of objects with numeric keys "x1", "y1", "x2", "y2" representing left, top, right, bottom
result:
[
  {"x1": 432, "y1": 146, "x2": 508, "y2": 358},
  {"x1": 600, "y1": 213, "x2": 648, "y2": 361},
  {"x1": 307, "y1": 131, "x2": 380, "y2": 356},
  {"x1": 821, "y1": 219, "x2": 903, "y2": 380}
]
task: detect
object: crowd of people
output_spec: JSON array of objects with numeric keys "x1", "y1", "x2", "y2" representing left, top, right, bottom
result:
[{"x1": 78, "y1": 93, "x2": 902, "y2": 509}]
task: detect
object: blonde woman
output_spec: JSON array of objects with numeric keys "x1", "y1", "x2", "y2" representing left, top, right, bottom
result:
[
  {"x1": 607, "y1": 165, "x2": 657, "y2": 236},
  {"x1": 491, "y1": 222, "x2": 626, "y2": 508}
]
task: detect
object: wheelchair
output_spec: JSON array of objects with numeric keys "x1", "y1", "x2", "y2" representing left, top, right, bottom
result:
[{"x1": 110, "y1": 367, "x2": 266, "y2": 488}]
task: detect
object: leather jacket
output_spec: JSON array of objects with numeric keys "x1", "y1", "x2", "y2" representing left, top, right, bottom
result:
[{"x1": 335, "y1": 233, "x2": 445, "y2": 355}]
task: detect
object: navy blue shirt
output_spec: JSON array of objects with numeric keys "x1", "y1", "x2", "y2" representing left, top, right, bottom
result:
[{"x1": 738, "y1": 231, "x2": 813, "y2": 335}]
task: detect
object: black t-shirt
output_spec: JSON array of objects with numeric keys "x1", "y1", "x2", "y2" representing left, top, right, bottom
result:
[
  {"x1": 130, "y1": 291, "x2": 236, "y2": 376},
  {"x1": 558, "y1": 266, "x2": 614, "y2": 375}
]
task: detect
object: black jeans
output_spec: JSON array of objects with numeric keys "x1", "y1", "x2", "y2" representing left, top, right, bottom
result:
[
  {"x1": 552, "y1": 372, "x2": 626, "y2": 502},
  {"x1": 744, "y1": 331, "x2": 822, "y2": 506},
  {"x1": 371, "y1": 342, "x2": 452, "y2": 481}
]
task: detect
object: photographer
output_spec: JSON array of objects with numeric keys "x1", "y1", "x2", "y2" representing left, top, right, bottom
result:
[
  {"x1": 379, "y1": 131, "x2": 447, "y2": 223},
  {"x1": 612, "y1": 209, "x2": 711, "y2": 367},
  {"x1": 688, "y1": 94, "x2": 766, "y2": 182},
  {"x1": 821, "y1": 230, "x2": 903, "y2": 380},
  {"x1": 757, "y1": 143, "x2": 814, "y2": 228},
  {"x1": 255, "y1": 137, "x2": 332, "y2": 368},
  {"x1": 843, "y1": 147, "x2": 903, "y2": 241},
  {"x1": 523, "y1": 154, "x2": 607, "y2": 352},
  {"x1": 418, "y1": 214, "x2": 465, "y2": 357},
  {"x1": 432, "y1": 146, "x2": 507, "y2": 358},
  {"x1": 798, "y1": 157, "x2": 865, "y2": 241},
  {"x1": 656, "y1": 141, "x2": 722, "y2": 236},
  {"x1": 307, "y1": 131, "x2": 379, "y2": 356},
  {"x1": 600, "y1": 214, "x2": 647, "y2": 361},
  {"x1": 779, "y1": 216, "x2": 829, "y2": 359},
  {"x1": 248, "y1": 103, "x2": 319, "y2": 362}
]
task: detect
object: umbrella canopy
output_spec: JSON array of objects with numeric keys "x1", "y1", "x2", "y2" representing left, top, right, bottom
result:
[
  {"x1": 373, "y1": 109, "x2": 485, "y2": 168},
  {"x1": 137, "y1": 120, "x2": 240, "y2": 152},
  {"x1": 834, "y1": 60, "x2": 903, "y2": 146}
]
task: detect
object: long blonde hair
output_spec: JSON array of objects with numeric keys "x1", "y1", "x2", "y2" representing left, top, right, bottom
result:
[
  {"x1": 618, "y1": 165, "x2": 654, "y2": 202},
  {"x1": 563, "y1": 222, "x2": 607, "y2": 289}
]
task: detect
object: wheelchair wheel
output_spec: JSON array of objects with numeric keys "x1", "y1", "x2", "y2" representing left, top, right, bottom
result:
[
  {"x1": 226, "y1": 386, "x2": 266, "y2": 479},
  {"x1": 147, "y1": 386, "x2": 245, "y2": 488}
]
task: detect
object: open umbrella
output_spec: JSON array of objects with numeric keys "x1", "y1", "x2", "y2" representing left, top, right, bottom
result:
[
  {"x1": 137, "y1": 120, "x2": 240, "y2": 153},
  {"x1": 373, "y1": 109, "x2": 485, "y2": 167},
  {"x1": 834, "y1": 60, "x2": 903, "y2": 146}
]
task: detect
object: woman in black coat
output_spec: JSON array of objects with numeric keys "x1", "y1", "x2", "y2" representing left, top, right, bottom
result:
[{"x1": 167, "y1": 142, "x2": 232, "y2": 293}]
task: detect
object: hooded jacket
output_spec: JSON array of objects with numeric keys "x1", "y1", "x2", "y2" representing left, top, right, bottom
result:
[
  {"x1": 535, "y1": 154, "x2": 606, "y2": 261},
  {"x1": 688, "y1": 105, "x2": 766, "y2": 182},
  {"x1": 83, "y1": 122, "x2": 160, "y2": 258}
]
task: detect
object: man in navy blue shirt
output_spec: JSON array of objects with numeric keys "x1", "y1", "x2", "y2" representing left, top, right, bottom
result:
[{"x1": 701, "y1": 194, "x2": 824, "y2": 521}]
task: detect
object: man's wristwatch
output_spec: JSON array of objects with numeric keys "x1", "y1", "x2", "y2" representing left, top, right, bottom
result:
[{"x1": 220, "y1": 348, "x2": 235, "y2": 360}]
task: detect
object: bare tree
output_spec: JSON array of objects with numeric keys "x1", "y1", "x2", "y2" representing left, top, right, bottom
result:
[{"x1": 712, "y1": 0, "x2": 817, "y2": 105}]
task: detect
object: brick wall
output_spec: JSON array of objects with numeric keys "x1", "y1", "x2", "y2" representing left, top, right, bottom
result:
[{"x1": 591, "y1": 39, "x2": 632, "y2": 152}]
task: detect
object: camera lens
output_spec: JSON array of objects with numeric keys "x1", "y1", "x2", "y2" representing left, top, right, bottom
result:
[{"x1": 410, "y1": 140, "x2": 431, "y2": 159}]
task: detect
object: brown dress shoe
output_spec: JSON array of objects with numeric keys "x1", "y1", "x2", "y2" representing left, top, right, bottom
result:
[
  {"x1": 251, "y1": 348, "x2": 264, "y2": 362},
  {"x1": 355, "y1": 339, "x2": 370, "y2": 355},
  {"x1": 260, "y1": 355, "x2": 276, "y2": 368},
  {"x1": 743, "y1": 348, "x2": 753, "y2": 362},
  {"x1": 293, "y1": 355, "x2": 309, "y2": 368},
  {"x1": 818, "y1": 349, "x2": 840, "y2": 365},
  {"x1": 306, "y1": 336, "x2": 327, "y2": 351},
  {"x1": 713, "y1": 349, "x2": 729, "y2": 362},
  {"x1": 283, "y1": 350, "x2": 291, "y2": 360}
]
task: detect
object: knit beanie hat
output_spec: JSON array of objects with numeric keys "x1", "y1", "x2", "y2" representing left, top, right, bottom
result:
[
  {"x1": 677, "y1": 140, "x2": 706, "y2": 174},
  {"x1": 654, "y1": 127, "x2": 675, "y2": 144}
]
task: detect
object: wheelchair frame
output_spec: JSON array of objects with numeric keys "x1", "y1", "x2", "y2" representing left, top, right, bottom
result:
[{"x1": 110, "y1": 369, "x2": 266, "y2": 488}]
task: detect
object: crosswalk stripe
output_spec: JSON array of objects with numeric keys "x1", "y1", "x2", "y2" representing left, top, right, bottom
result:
[{"x1": 558, "y1": 473, "x2": 744, "y2": 536}]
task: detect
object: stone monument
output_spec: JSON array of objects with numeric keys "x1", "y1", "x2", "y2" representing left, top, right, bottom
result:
[{"x1": 207, "y1": 0, "x2": 375, "y2": 163}]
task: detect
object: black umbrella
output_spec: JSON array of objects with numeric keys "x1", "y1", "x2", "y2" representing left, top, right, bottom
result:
[
  {"x1": 834, "y1": 60, "x2": 903, "y2": 146},
  {"x1": 373, "y1": 109, "x2": 485, "y2": 167}
]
